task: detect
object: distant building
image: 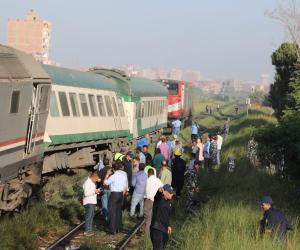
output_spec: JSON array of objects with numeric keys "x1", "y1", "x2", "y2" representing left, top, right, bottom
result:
[
  {"x1": 169, "y1": 69, "x2": 183, "y2": 80},
  {"x1": 261, "y1": 74, "x2": 269, "y2": 86},
  {"x1": 183, "y1": 70, "x2": 201, "y2": 82},
  {"x1": 7, "y1": 9, "x2": 52, "y2": 64}
]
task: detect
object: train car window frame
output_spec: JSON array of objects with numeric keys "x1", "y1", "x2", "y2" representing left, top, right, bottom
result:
[
  {"x1": 96, "y1": 95, "x2": 106, "y2": 116},
  {"x1": 39, "y1": 85, "x2": 50, "y2": 113},
  {"x1": 144, "y1": 101, "x2": 148, "y2": 118},
  {"x1": 117, "y1": 97, "x2": 125, "y2": 117},
  {"x1": 79, "y1": 93, "x2": 90, "y2": 117},
  {"x1": 104, "y1": 95, "x2": 114, "y2": 117},
  {"x1": 49, "y1": 91, "x2": 60, "y2": 117},
  {"x1": 111, "y1": 97, "x2": 119, "y2": 116},
  {"x1": 9, "y1": 90, "x2": 21, "y2": 114},
  {"x1": 69, "y1": 92, "x2": 80, "y2": 117},
  {"x1": 58, "y1": 91, "x2": 70, "y2": 117},
  {"x1": 88, "y1": 94, "x2": 98, "y2": 117}
]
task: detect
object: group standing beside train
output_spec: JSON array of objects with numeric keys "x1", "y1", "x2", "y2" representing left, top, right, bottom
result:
[{"x1": 81, "y1": 120, "x2": 227, "y2": 249}]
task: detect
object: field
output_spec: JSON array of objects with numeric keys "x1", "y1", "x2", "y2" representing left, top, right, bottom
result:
[{"x1": 137, "y1": 99, "x2": 300, "y2": 250}]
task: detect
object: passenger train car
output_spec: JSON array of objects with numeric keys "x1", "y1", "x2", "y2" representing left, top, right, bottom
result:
[
  {"x1": 159, "y1": 79, "x2": 193, "y2": 122},
  {"x1": 0, "y1": 45, "x2": 51, "y2": 212}
]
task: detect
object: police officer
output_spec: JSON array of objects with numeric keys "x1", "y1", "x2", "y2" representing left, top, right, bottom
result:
[
  {"x1": 185, "y1": 160, "x2": 200, "y2": 212},
  {"x1": 259, "y1": 196, "x2": 292, "y2": 244}
]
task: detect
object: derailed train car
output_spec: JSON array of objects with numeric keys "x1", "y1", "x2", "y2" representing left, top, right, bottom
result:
[{"x1": 0, "y1": 45, "x2": 51, "y2": 212}]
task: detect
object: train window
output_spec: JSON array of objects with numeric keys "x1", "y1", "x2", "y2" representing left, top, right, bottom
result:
[
  {"x1": 111, "y1": 97, "x2": 119, "y2": 116},
  {"x1": 144, "y1": 101, "x2": 148, "y2": 118},
  {"x1": 96, "y1": 95, "x2": 106, "y2": 116},
  {"x1": 167, "y1": 83, "x2": 179, "y2": 95},
  {"x1": 88, "y1": 94, "x2": 98, "y2": 117},
  {"x1": 69, "y1": 93, "x2": 80, "y2": 117},
  {"x1": 39, "y1": 85, "x2": 50, "y2": 112},
  {"x1": 58, "y1": 92, "x2": 70, "y2": 116},
  {"x1": 147, "y1": 101, "x2": 151, "y2": 117},
  {"x1": 135, "y1": 102, "x2": 139, "y2": 118},
  {"x1": 104, "y1": 95, "x2": 114, "y2": 116},
  {"x1": 9, "y1": 90, "x2": 20, "y2": 114},
  {"x1": 79, "y1": 94, "x2": 89, "y2": 116},
  {"x1": 49, "y1": 91, "x2": 59, "y2": 117},
  {"x1": 158, "y1": 100, "x2": 162, "y2": 114},
  {"x1": 117, "y1": 97, "x2": 125, "y2": 117}
]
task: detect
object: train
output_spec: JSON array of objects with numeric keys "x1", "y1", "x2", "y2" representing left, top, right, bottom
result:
[{"x1": 0, "y1": 44, "x2": 193, "y2": 213}]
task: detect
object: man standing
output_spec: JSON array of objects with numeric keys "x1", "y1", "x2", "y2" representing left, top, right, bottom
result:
[
  {"x1": 130, "y1": 164, "x2": 148, "y2": 218},
  {"x1": 185, "y1": 161, "x2": 200, "y2": 212},
  {"x1": 136, "y1": 146, "x2": 146, "y2": 164},
  {"x1": 104, "y1": 162, "x2": 128, "y2": 234},
  {"x1": 203, "y1": 137, "x2": 211, "y2": 170},
  {"x1": 259, "y1": 196, "x2": 292, "y2": 244},
  {"x1": 98, "y1": 159, "x2": 111, "y2": 222},
  {"x1": 172, "y1": 118, "x2": 182, "y2": 136},
  {"x1": 143, "y1": 145, "x2": 153, "y2": 164},
  {"x1": 153, "y1": 148, "x2": 164, "y2": 175},
  {"x1": 217, "y1": 133, "x2": 223, "y2": 166},
  {"x1": 123, "y1": 151, "x2": 134, "y2": 189},
  {"x1": 144, "y1": 168, "x2": 163, "y2": 235},
  {"x1": 171, "y1": 150, "x2": 186, "y2": 196},
  {"x1": 159, "y1": 137, "x2": 170, "y2": 162},
  {"x1": 150, "y1": 184, "x2": 175, "y2": 250},
  {"x1": 191, "y1": 121, "x2": 199, "y2": 141},
  {"x1": 209, "y1": 135, "x2": 218, "y2": 171},
  {"x1": 137, "y1": 133, "x2": 150, "y2": 148},
  {"x1": 82, "y1": 173, "x2": 101, "y2": 236}
]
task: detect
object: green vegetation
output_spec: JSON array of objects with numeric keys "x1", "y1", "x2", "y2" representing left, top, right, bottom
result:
[{"x1": 256, "y1": 42, "x2": 300, "y2": 179}]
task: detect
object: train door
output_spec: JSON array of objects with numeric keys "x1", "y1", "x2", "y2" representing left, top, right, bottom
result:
[
  {"x1": 111, "y1": 95, "x2": 122, "y2": 131},
  {"x1": 24, "y1": 84, "x2": 50, "y2": 156}
]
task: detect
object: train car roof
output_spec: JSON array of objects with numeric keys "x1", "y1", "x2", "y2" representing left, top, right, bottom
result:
[
  {"x1": 0, "y1": 44, "x2": 49, "y2": 80},
  {"x1": 90, "y1": 68, "x2": 168, "y2": 99},
  {"x1": 42, "y1": 64, "x2": 117, "y2": 91}
]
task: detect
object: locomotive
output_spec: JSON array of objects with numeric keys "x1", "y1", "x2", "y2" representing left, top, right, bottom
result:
[{"x1": 0, "y1": 45, "x2": 168, "y2": 213}]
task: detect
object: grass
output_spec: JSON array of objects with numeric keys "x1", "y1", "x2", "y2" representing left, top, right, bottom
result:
[{"x1": 137, "y1": 100, "x2": 300, "y2": 250}]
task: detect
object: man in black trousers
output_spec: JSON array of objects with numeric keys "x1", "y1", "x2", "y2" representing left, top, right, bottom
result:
[
  {"x1": 150, "y1": 184, "x2": 175, "y2": 250},
  {"x1": 104, "y1": 161, "x2": 128, "y2": 234}
]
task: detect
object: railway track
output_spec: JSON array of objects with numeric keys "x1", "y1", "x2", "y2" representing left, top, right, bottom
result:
[{"x1": 41, "y1": 214, "x2": 144, "y2": 250}]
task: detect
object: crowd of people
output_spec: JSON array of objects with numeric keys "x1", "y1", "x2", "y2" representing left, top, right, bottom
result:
[{"x1": 82, "y1": 118, "x2": 292, "y2": 249}]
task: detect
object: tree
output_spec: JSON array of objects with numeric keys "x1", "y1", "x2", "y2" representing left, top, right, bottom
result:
[{"x1": 269, "y1": 42, "x2": 298, "y2": 118}]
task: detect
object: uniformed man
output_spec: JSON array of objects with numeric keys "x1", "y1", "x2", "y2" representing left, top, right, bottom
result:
[
  {"x1": 185, "y1": 160, "x2": 200, "y2": 212},
  {"x1": 259, "y1": 196, "x2": 292, "y2": 244}
]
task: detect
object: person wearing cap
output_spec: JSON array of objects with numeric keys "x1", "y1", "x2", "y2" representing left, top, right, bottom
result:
[
  {"x1": 150, "y1": 184, "x2": 175, "y2": 250},
  {"x1": 144, "y1": 168, "x2": 163, "y2": 235},
  {"x1": 171, "y1": 150, "x2": 186, "y2": 196},
  {"x1": 259, "y1": 196, "x2": 292, "y2": 243},
  {"x1": 82, "y1": 172, "x2": 101, "y2": 236},
  {"x1": 185, "y1": 161, "x2": 201, "y2": 212},
  {"x1": 144, "y1": 164, "x2": 157, "y2": 177},
  {"x1": 136, "y1": 146, "x2": 146, "y2": 164}
]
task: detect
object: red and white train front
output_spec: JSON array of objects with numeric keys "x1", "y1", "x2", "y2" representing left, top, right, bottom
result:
[{"x1": 161, "y1": 79, "x2": 192, "y2": 120}]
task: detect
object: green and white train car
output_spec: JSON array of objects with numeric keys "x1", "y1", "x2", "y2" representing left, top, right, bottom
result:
[
  {"x1": 90, "y1": 69, "x2": 168, "y2": 140},
  {"x1": 42, "y1": 66, "x2": 168, "y2": 173},
  {"x1": 42, "y1": 65, "x2": 131, "y2": 173}
]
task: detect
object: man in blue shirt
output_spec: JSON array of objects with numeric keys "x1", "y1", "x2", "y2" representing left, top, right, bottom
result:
[
  {"x1": 136, "y1": 146, "x2": 146, "y2": 164},
  {"x1": 104, "y1": 162, "x2": 128, "y2": 234},
  {"x1": 259, "y1": 196, "x2": 292, "y2": 244},
  {"x1": 130, "y1": 164, "x2": 148, "y2": 218},
  {"x1": 203, "y1": 138, "x2": 211, "y2": 170},
  {"x1": 191, "y1": 121, "x2": 199, "y2": 141},
  {"x1": 137, "y1": 134, "x2": 150, "y2": 148}
]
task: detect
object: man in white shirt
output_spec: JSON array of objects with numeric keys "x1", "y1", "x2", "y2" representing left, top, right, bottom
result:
[
  {"x1": 144, "y1": 168, "x2": 163, "y2": 235},
  {"x1": 217, "y1": 133, "x2": 223, "y2": 166},
  {"x1": 82, "y1": 173, "x2": 101, "y2": 236},
  {"x1": 172, "y1": 119, "x2": 182, "y2": 136},
  {"x1": 104, "y1": 162, "x2": 128, "y2": 234}
]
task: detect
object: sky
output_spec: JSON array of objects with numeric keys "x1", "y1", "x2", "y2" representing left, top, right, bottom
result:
[{"x1": 0, "y1": 0, "x2": 285, "y2": 81}]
